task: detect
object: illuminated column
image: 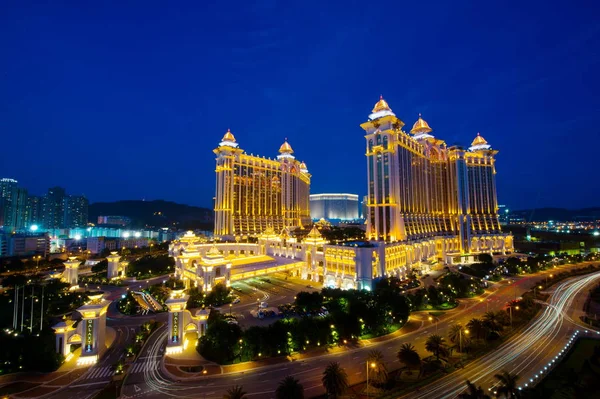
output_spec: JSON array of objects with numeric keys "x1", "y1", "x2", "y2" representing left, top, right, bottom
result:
[
  {"x1": 52, "y1": 319, "x2": 77, "y2": 356},
  {"x1": 76, "y1": 293, "x2": 111, "y2": 365},
  {"x1": 63, "y1": 257, "x2": 80, "y2": 288},
  {"x1": 107, "y1": 252, "x2": 120, "y2": 279},
  {"x1": 119, "y1": 260, "x2": 129, "y2": 277},
  {"x1": 165, "y1": 290, "x2": 189, "y2": 355}
]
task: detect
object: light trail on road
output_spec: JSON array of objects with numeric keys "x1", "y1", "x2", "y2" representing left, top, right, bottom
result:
[{"x1": 400, "y1": 271, "x2": 600, "y2": 399}]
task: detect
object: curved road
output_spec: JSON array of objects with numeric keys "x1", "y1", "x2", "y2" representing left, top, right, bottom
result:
[
  {"x1": 399, "y1": 270, "x2": 600, "y2": 398},
  {"x1": 120, "y1": 267, "x2": 596, "y2": 399}
]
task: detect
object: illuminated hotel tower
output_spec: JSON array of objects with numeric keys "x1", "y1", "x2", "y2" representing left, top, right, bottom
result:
[
  {"x1": 214, "y1": 130, "x2": 311, "y2": 237},
  {"x1": 361, "y1": 97, "x2": 502, "y2": 254}
]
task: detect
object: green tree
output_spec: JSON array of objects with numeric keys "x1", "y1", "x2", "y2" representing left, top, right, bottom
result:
[
  {"x1": 425, "y1": 334, "x2": 449, "y2": 361},
  {"x1": 483, "y1": 311, "x2": 502, "y2": 336},
  {"x1": 276, "y1": 376, "x2": 304, "y2": 399},
  {"x1": 467, "y1": 318, "x2": 488, "y2": 340},
  {"x1": 223, "y1": 385, "x2": 247, "y2": 399},
  {"x1": 397, "y1": 343, "x2": 421, "y2": 371},
  {"x1": 448, "y1": 323, "x2": 464, "y2": 344},
  {"x1": 295, "y1": 291, "x2": 323, "y2": 313},
  {"x1": 367, "y1": 349, "x2": 388, "y2": 385},
  {"x1": 205, "y1": 283, "x2": 231, "y2": 306},
  {"x1": 322, "y1": 362, "x2": 348, "y2": 398},
  {"x1": 494, "y1": 370, "x2": 520, "y2": 398},
  {"x1": 458, "y1": 380, "x2": 491, "y2": 399}
]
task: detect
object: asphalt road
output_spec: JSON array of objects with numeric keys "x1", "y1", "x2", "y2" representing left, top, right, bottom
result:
[
  {"x1": 118, "y1": 266, "x2": 585, "y2": 399},
  {"x1": 398, "y1": 270, "x2": 600, "y2": 399}
]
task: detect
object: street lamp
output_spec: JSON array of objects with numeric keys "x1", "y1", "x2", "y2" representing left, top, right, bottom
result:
[
  {"x1": 229, "y1": 303, "x2": 233, "y2": 316},
  {"x1": 459, "y1": 329, "x2": 469, "y2": 353},
  {"x1": 366, "y1": 361, "x2": 376, "y2": 396},
  {"x1": 509, "y1": 305, "x2": 519, "y2": 328},
  {"x1": 428, "y1": 316, "x2": 438, "y2": 333},
  {"x1": 480, "y1": 298, "x2": 488, "y2": 312}
]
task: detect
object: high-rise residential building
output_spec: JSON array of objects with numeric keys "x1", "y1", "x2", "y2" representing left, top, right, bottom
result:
[
  {"x1": 213, "y1": 129, "x2": 311, "y2": 236},
  {"x1": 310, "y1": 194, "x2": 359, "y2": 221},
  {"x1": 64, "y1": 195, "x2": 89, "y2": 228},
  {"x1": 361, "y1": 97, "x2": 511, "y2": 256},
  {"x1": 0, "y1": 178, "x2": 19, "y2": 230},
  {"x1": 26, "y1": 195, "x2": 42, "y2": 228},
  {"x1": 42, "y1": 186, "x2": 66, "y2": 229},
  {"x1": 14, "y1": 187, "x2": 29, "y2": 230}
]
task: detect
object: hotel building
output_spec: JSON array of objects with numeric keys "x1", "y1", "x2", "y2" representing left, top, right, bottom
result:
[
  {"x1": 213, "y1": 130, "x2": 311, "y2": 237},
  {"x1": 175, "y1": 98, "x2": 512, "y2": 291},
  {"x1": 310, "y1": 193, "x2": 360, "y2": 221},
  {"x1": 362, "y1": 97, "x2": 512, "y2": 261}
]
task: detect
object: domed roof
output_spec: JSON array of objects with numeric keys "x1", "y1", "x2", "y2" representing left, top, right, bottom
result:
[
  {"x1": 299, "y1": 161, "x2": 307, "y2": 170},
  {"x1": 410, "y1": 114, "x2": 433, "y2": 134},
  {"x1": 279, "y1": 139, "x2": 294, "y2": 154},
  {"x1": 372, "y1": 95, "x2": 392, "y2": 113},
  {"x1": 222, "y1": 128, "x2": 236, "y2": 142},
  {"x1": 471, "y1": 133, "x2": 488, "y2": 146}
]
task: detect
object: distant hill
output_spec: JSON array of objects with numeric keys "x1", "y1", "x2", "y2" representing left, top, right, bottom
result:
[
  {"x1": 511, "y1": 207, "x2": 600, "y2": 222},
  {"x1": 89, "y1": 200, "x2": 213, "y2": 230}
]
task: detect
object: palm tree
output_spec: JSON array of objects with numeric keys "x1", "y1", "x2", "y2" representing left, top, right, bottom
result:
[
  {"x1": 322, "y1": 362, "x2": 349, "y2": 398},
  {"x1": 223, "y1": 385, "x2": 247, "y2": 399},
  {"x1": 397, "y1": 343, "x2": 421, "y2": 371},
  {"x1": 425, "y1": 334, "x2": 449, "y2": 361},
  {"x1": 276, "y1": 376, "x2": 304, "y2": 399},
  {"x1": 467, "y1": 318, "x2": 488, "y2": 340},
  {"x1": 448, "y1": 323, "x2": 464, "y2": 344},
  {"x1": 483, "y1": 311, "x2": 502, "y2": 334},
  {"x1": 458, "y1": 380, "x2": 491, "y2": 399},
  {"x1": 494, "y1": 370, "x2": 520, "y2": 398},
  {"x1": 367, "y1": 349, "x2": 388, "y2": 385}
]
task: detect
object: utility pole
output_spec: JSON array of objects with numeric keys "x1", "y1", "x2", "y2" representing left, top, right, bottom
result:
[
  {"x1": 30, "y1": 286, "x2": 34, "y2": 331},
  {"x1": 21, "y1": 285, "x2": 25, "y2": 332},
  {"x1": 40, "y1": 285, "x2": 44, "y2": 332},
  {"x1": 13, "y1": 286, "x2": 18, "y2": 330}
]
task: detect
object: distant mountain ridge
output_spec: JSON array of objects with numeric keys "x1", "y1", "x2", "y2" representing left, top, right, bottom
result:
[
  {"x1": 89, "y1": 200, "x2": 213, "y2": 230},
  {"x1": 511, "y1": 207, "x2": 600, "y2": 222}
]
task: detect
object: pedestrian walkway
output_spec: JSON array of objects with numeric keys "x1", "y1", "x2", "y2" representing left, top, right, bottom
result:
[
  {"x1": 129, "y1": 359, "x2": 159, "y2": 374},
  {"x1": 82, "y1": 365, "x2": 114, "y2": 380}
]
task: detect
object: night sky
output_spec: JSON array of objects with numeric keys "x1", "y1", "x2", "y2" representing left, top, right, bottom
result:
[{"x1": 2, "y1": 1, "x2": 599, "y2": 210}]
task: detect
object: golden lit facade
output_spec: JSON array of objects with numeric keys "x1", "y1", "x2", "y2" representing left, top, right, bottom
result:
[
  {"x1": 213, "y1": 130, "x2": 311, "y2": 237},
  {"x1": 361, "y1": 97, "x2": 512, "y2": 260}
]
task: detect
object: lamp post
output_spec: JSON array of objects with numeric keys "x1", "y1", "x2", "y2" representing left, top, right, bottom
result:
[
  {"x1": 480, "y1": 298, "x2": 488, "y2": 312},
  {"x1": 366, "y1": 361, "x2": 376, "y2": 396},
  {"x1": 428, "y1": 316, "x2": 438, "y2": 333},
  {"x1": 509, "y1": 305, "x2": 519, "y2": 328},
  {"x1": 546, "y1": 274, "x2": 553, "y2": 287},
  {"x1": 229, "y1": 303, "x2": 233, "y2": 316},
  {"x1": 459, "y1": 329, "x2": 469, "y2": 353},
  {"x1": 534, "y1": 285, "x2": 542, "y2": 299}
]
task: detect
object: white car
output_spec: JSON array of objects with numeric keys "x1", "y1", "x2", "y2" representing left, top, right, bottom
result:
[{"x1": 232, "y1": 297, "x2": 241, "y2": 304}]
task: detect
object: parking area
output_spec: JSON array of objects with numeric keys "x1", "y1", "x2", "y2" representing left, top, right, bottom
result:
[{"x1": 224, "y1": 272, "x2": 322, "y2": 328}]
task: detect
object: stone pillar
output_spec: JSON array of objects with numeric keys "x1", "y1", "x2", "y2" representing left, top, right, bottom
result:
[
  {"x1": 165, "y1": 290, "x2": 189, "y2": 355},
  {"x1": 52, "y1": 319, "x2": 77, "y2": 356},
  {"x1": 76, "y1": 293, "x2": 111, "y2": 365},
  {"x1": 119, "y1": 260, "x2": 129, "y2": 277},
  {"x1": 107, "y1": 252, "x2": 120, "y2": 279},
  {"x1": 63, "y1": 257, "x2": 80, "y2": 288},
  {"x1": 196, "y1": 308, "x2": 210, "y2": 337}
]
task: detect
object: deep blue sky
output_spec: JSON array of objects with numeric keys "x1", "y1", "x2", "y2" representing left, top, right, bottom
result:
[{"x1": 2, "y1": 1, "x2": 599, "y2": 210}]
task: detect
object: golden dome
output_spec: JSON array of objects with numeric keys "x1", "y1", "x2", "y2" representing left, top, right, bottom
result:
[
  {"x1": 471, "y1": 133, "x2": 488, "y2": 146},
  {"x1": 279, "y1": 139, "x2": 294, "y2": 154},
  {"x1": 299, "y1": 161, "x2": 307, "y2": 170},
  {"x1": 222, "y1": 128, "x2": 236, "y2": 142},
  {"x1": 372, "y1": 95, "x2": 392, "y2": 113},
  {"x1": 410, "y1": 114, "x2": 433, "y2": 134}
]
